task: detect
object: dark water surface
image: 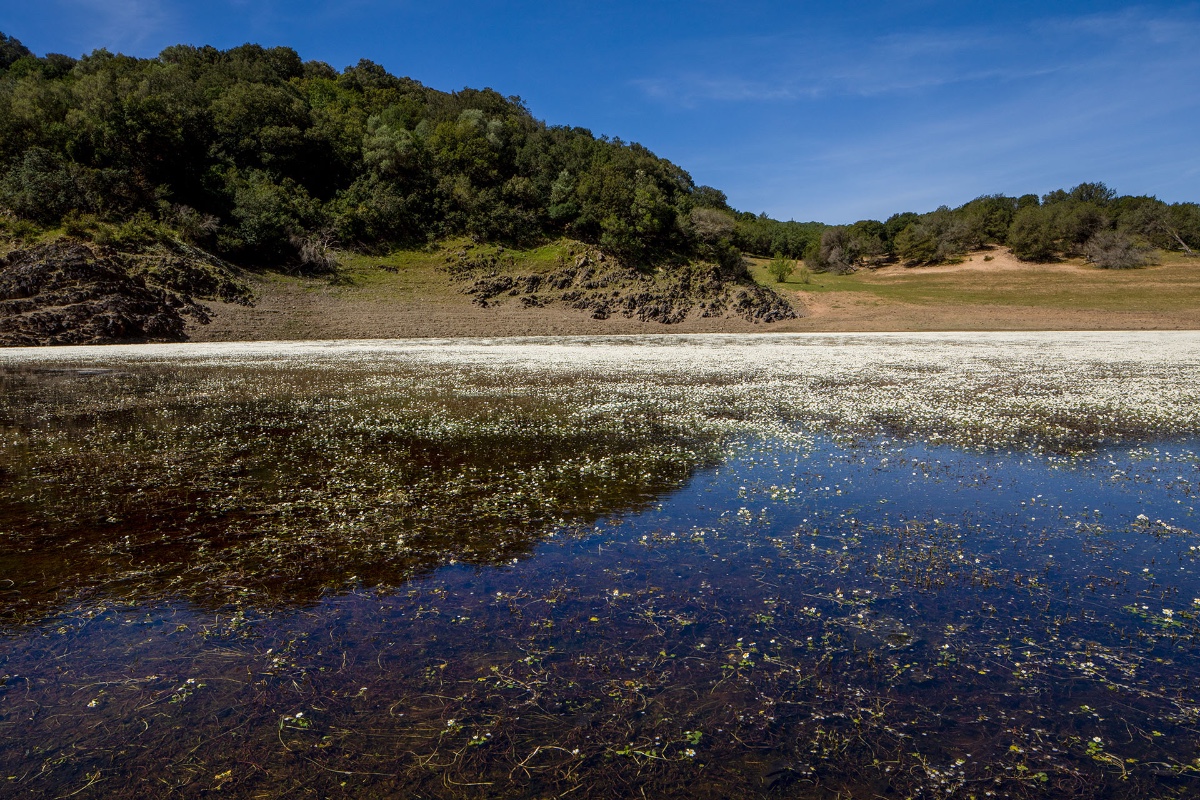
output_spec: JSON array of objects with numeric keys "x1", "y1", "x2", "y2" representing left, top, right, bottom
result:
[{"x1": 1, "y1": 348, "x2": 1199, "y2": 799}]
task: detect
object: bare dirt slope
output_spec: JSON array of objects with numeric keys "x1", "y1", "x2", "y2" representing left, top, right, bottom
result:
[
  {"x1": 188, "y1": 247, "x2": 1200, "y2": 340},
  {"x1": 188, "y1": 272, "x2": 793, "y2": 340}
]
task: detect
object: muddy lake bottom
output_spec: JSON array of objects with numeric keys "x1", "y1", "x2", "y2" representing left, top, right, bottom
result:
[{"x1": 1, "y1": 334, "x2": 1200, "y2": 799}]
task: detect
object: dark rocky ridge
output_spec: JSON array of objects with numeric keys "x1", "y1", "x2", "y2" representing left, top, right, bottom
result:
[
  {"x1": 0, "y1": 240, "x2": 251, "y2": 346},
  {"x1": 450, "y1": 246, "x2": 798, "y2": 324}
]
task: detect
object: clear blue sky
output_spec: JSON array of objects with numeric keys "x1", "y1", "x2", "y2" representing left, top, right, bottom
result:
[{"x1": 3, "y1": 1, "x2": 1197, "y2": 223}]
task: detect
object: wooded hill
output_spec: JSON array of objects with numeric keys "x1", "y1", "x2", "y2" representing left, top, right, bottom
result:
[
  {"x1": 0, "y1": 31, "x2": 1197, "y2": 293},
  {"x1": 0, "y1": 32, "x2": 743, "y2": 273}
]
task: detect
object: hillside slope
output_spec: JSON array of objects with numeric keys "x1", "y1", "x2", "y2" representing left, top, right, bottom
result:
[
  {"x1": 0, "y1": 236, "x2": 801, "y2": 345},
  {"x1": 177, "y1": 245, "x2": 1200, "y2": 341},
  {"x1": 1, "y1": 34, "x2": 1198, "y2": 343}
]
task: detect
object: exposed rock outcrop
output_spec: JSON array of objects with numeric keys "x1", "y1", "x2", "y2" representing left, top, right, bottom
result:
[
  {"x1": 449, "y1": 245, "x2": 798, "y2": 324},
  {"x1": 0, "y1": 240, "x2": 250, "y2": 346}
]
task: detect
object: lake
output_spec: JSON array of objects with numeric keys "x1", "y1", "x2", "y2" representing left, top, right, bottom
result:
[{"x1": 1, "y1": 333, "x2": 1199, "y2": 798}]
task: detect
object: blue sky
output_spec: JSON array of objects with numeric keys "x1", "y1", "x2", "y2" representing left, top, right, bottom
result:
[{"x1": 3, "y1": 1, "x2": 1198, "y2": 223}]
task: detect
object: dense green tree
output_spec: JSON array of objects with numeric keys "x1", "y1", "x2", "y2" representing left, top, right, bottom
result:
[
  {"x1": 0, "y1": 33, "x2": 32, "y2": 71},
  {"x1": 221, "y1": 168, "x2": 323, "y2": 260},
  {"x1": 875, "y1": 183, "x2": 1193, "y2": 265},
  {"x1": 1016, "y1": 193, "x2": 1040, "y2": 210},
  {"x1": 1069, "y1": 181, "x2": 1116, "y2": 205},
  {"x1": 959, "y1": 195, "x2": 1017, "y2": 243},
  {"x1": 1055, "y1": 201, "x2": 1108, "y2": 253},
  {"x1": 547, "y1": 169, "x2": 579, "y2": 223},
  {"x1": 733, "y1": 214, "x2": 822, "y2": 259},
  {"x1": 0, "y1": 147, "x2": 81, "y2": 222},
  {"x1": 0, "y1": 34, "x2": 710, "y2": 268},
  {"x1": 894, "y1": 207, "x2": 974, "y2": 264},
  {"x1": 1008, "y1": 205, "x2": 1059, "y2": 261},
  {"x1": 1165, "y1": 204, "x2": 1200, "y2": 253},
  {"x1": 1118, "y1": 197, "x2": 1199, "y2": 254},
  {"x1": 848, "y1": 219, "x2": 886, "y2": 264},
  {"x1": 808, "y1": 226, "x2": 859, "y2": 273},
  {"x1": 693, "y1": 185, "x2": 730, "y2": 210}
]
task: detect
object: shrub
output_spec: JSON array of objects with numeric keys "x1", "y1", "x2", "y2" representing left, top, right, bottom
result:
[
  {"x1": 88, "y1": 211, "x2": 167, "y2": 248},
  {"x1": 62, "y1": 210, "x2": 103, "y2": 239},
  {"x1": 290, "y1": 231, "x2": 340, "y2": 274},
  {"x1": 767, "y1": 252, "x2": 795, "y2": 282},
  {"x1": 173, "y1": 205, "x2": 221, "y2": 244},
  {"x1": 1084, "y1": 230, "x2": 1152, "y2": 269},
  {"x1": 0, "y1": 210, "x2": 42, "y2": 242},
  {"x1": 690, "y1": 207, "x2": 736, "y2": 243}
]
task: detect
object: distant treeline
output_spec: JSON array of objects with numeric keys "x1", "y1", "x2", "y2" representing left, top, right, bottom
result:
[
  {"x1": 746, "y1": 186, "x2": 1200, "y2": 271},
  {"x1": 1, "y1": 32, "x2": 1197, "y2": 273}
]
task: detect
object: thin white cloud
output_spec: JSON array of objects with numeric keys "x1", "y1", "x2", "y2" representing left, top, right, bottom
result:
[
  {"x1": 63, "y1": 0, "x2": 172, "y2": 50},
  {"x1": 632, "y1": 75, "x2": 807, "y2": 106},
  {"x1": 696, "y1": 29, "x2": 1200, "y2": 223},
  {"x1": 627, "y1": 5, "x2": 1200, "y2": 220},
  {"x1": 632, "y1": 5, "x2": 1200, "y2": 106},
  {"x1": 629, "y1": 24, "x2": 1022, "y2": 105}
]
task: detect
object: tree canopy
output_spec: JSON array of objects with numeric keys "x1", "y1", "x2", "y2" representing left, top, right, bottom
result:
[
  {"x1": 1, "y1": 33, "x2": 1197, "y2": 273},
  {"x1": 0, "y1": 35, "x2": 713, "y2": 268},
  {"x1": 795, "y1": 185, "x2": 1199, "y2": 273}
]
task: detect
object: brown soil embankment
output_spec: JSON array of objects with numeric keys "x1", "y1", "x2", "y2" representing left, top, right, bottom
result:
[
  {"x1": 189, "y1": 248, "x2": 1200, "y2": 341},
  {"x1": 6, "y1": 239, "x2": 1199, "y2": 344}
]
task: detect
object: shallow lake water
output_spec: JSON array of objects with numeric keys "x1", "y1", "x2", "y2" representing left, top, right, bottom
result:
[{"x1": 1, "y1": 334, "x2": 1199, "y2": 798}]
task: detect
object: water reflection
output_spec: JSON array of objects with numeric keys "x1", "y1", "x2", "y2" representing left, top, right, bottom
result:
[
  {"x1": 0, "y1": 364, "x2": 715, "y2": 623},
  {"x1": 1, "y1": 352, "x2": 1199, "y2": 799}
]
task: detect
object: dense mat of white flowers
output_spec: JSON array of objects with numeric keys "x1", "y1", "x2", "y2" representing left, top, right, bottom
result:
[{"x1": 8, "y1": 332, "x2": 1199, "y2": 450}]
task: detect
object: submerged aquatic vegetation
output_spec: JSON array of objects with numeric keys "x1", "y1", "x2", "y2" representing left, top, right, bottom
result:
[
  {"x1": 0, "y1": 363, "x2": 718, "y2": 619},
  {"x1": 0, "y1": 333, "x2": 1199, "y2": 799}
]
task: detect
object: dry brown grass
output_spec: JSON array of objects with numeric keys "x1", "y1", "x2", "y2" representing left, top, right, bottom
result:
[{"x1": 187, "y1": 245, "x2": 1200, "y2": 341}]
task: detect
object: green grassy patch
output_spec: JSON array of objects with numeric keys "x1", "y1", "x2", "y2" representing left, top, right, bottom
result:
[
  {"x1": 749, "y1": 252, "x2": 1200, "y2": 312},
  {"x1": 328, "y1": 238, "x2": 583, "y2": 302}
]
